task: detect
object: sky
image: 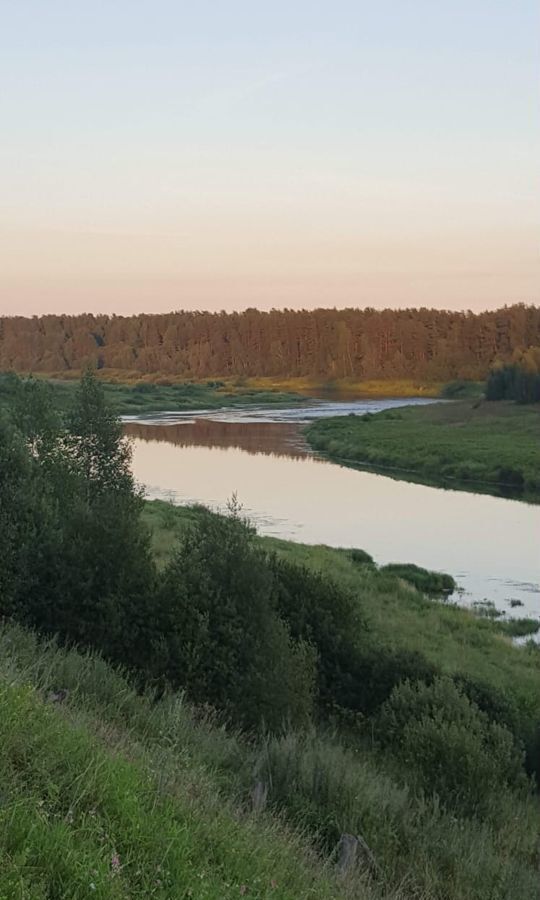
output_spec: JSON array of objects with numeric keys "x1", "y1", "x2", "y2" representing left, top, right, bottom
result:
[{"x1": 1, "y1": 0, "x2": 538, "y2": 316}]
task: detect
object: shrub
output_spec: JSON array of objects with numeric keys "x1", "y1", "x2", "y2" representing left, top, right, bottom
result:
[
  {"x1": 270, "y1": 556, "x2": 368, "y2": 712},
  {"x1": 271, "y1": 556, "x2": 442, "y2": 719},
  {"x1": 154, "y1": 505, "x2": 315, "y2": 731},
  {"x1": 352, "y1": 647, "x2": 439, "y2": 716},
  {"x1": 381, "y1": 563, "x2": 456, "y2": 595},
  {"x1": 377, "y1": 677, "x2": 528, "y2": 816},
  {"x1": 348, "y1": 547, "x2": 374, "y2": 566}
]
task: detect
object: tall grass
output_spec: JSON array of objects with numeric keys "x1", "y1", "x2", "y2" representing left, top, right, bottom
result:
[
  {"x1": 0, "y1": 623, "x2": 377, "y2": 900},
  {"x1": 1, "y1": 621, "x2": 539, "y2": 899}
]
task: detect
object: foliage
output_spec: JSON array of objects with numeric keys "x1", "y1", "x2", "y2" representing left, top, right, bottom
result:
[
  {"x1": 146, "y1": 500, "x2": 540, "y2": 777},
  {"x1": 1, "y1": 373, "x2": 156, "y2": 669},
  {"x1": 0, "y1": 678, "x2": 342, "y2": 899},
  {"x1": 270, "y1": 555, "x2": 368, "y2": 712},
  {"x1": 377, "y1": 677, "x2": 528, "y2": 816},
  {"x1": 348, "y1": 547, "x2": 375, "y2": 566},
  {"x1": 2, "y1": 621, "x2": 539, "y2": 900},
  {"x1": 2, "y1": 374, "x2": 540, "y2": 897},
  {"x1": 497, "y1": 618, "x2": 540, "y2": 638},
  {"x1": 486, "y1": 347, "x2": 540, "y2": 404},
  {"x1": 152, "y1": 504, "x2": 316, "y2": 730},
  {"x1": 268, "y1": 557, "x2": 448, "y2": 720},
  {"x1": 440, "y1": 379, "x2": 484, "y2": 399},
  {"x1": 305, "y1": 399, "x2": 540, "y2": 497},
  {"x1": 380, "y1": 563, "x2": 456, "y2": 595},
  {"x1": 0, "y1": 371, "x2": 305, "y2": 417},
  {"x1": 1, "y1": 303, "x2": 539, "y2": 381}
]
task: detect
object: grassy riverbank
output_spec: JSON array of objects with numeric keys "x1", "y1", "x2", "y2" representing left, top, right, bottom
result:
[
  {"x1": 1, "y1": 371, "x2": 479, "y2": 417},
  {"x1": 305, "y1": 400, "x2": 540, "y2": 499},
  {"x1": 0, "y1": 372, "x2": 305, "y2": 416},
  {"x1": 144, "y1": 500, "x2": 540, "y2": 718},
  {"x1": 2, "y1": 500, "x2": 540, "y2": 900},
  {"x1": 241, "y1": 376, "x2": 448, "y2": 397}
]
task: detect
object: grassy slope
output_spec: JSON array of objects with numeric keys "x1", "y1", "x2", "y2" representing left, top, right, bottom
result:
[
  {"x1": 0, "y1": 627, "x2": 361, "y2": 900},
  {"x1": 144, "y1": 501, "x2": 540, "y2": 726},
  {"x1": 304, "y1": 400, "x2": 540, "y2": 498},
  {"x1": 2, "y1": 620, "x2": 539, "y2": 900},
  {"x1": 2, "y1": 502, "x2": 540, "y2": 898}
]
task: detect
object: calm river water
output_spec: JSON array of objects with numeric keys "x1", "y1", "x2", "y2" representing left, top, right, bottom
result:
[{"x1": 124, "y1": 399, "x2": 539, "y2": 619}]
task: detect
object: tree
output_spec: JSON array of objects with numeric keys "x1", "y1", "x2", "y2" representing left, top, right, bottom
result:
[
  {"x1": 2, "y1": 371, "x2": 155, "y2": 665},
  {"x1": 54, "y1": 370, "x2": 155, "y2": 660},
  {"x1": 153, "y1": 502, "x2": 315, "y2": 730}
]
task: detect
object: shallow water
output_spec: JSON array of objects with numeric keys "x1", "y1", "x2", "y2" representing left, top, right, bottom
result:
[{"x1": 124, "y1": 399, "x2": 540, "y2": 621}]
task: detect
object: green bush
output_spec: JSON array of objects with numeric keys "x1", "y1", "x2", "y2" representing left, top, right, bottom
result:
[
  {"x1": 154, "y1": 505, "x2": 316, "y2": 731},
  {"x1": 270, "y1": 555, "x2": 368, "y2": 713},
  {"x1": 352, "y1": 647, "x2": 439, "y2": 716},
  {"x1": 348, "y1": 547, "x2": 374, "y2": 566},
  {"x1": 381, "y1": 563, "x2": 456, "y2": 595},
  {"x1": 377, "y1": 677, "x2": 528, "y2": 816}
]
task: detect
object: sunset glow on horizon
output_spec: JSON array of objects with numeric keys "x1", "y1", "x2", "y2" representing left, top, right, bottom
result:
[{"x1": 1, "y1": 1, "x2": 538, "y2": 316}]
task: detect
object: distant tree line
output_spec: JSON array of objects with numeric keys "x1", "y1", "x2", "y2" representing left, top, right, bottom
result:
[
  {"x1": 1, "y1": 304, "x2": 539, "y2": 381},
  {"x1": 486, "y1": 347, "x2": 540, "y2": 404}
]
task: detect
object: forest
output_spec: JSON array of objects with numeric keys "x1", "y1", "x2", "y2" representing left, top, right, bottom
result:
[
  {"x1": 486, "y1": 346, "x2": 540, "y2": 403},
  {"x1": 1, "y1": 303, "x2": 540, "y2": 381},
  {"x1": 2, "y1": 372, "x2": 540, "y2": 897}
]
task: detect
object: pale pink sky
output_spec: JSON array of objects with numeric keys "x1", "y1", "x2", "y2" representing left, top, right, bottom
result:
[{"x1": 1, "y1": 1, "x2": 538, "y2": 316}]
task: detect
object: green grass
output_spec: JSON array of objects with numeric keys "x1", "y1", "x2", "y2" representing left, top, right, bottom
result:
[
  {"x1": 2, "y1": 501, "x2": 540, "y2": 899},
  {"x1": 440, "y1": 380, "x2": 484, "y2": 400},
  {"x1": 498, "y1": 618, "x2": 540, "y2": 638},
  {"x1": 0, "y1": 372, "x2": 483, "y2": 420},
  {"x1": 0, "y1": 626, "x2": 364, "y2": 900},
  {"x1": 305, "y1": 400, "x2": 540, "y2": 499},
  {"x1": 1, "y1": 619, "x2": 539, "y2": 900},
  {"x1": 143, "y1": 500, "x2": 540, "y2": 728},
  {"x1": 379, "y1": 563, "x2": 456, "y2": 596},
  {"x1": 0, "y1": 373, "x2": 305, "y2": 417}
]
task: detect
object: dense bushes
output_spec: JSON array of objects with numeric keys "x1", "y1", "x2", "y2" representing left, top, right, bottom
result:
[
  {"x1": 270, "y1": 556, "x2": 368, "y2": 712},
  {"x1": 152, "y1": 505, "x2": 316, "y2": 730},
  {"x1": 377, "y1": 678, "x2": 528, "y2": 816},
  {"x1": 486, "y1": 348, "x2": 540, "y2": 404},
  {"x1": 2, "y1": 374, "x2": 156, "y2": 669}
]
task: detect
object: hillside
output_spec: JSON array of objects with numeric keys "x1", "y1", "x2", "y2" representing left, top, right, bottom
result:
[
  {"x1": 2, "y1": 372, "x2": 540, "y2": 899},
  {"x1": 1, "y1": 304, "x2": 539, "y2": 382},
  {"x1": 0, "y1": 622, "x2": 362, "y2": 900}
]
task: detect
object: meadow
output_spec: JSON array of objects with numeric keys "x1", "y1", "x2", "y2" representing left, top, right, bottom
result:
[
  {"x1": 0, "y1": 372, "x2": 304, "y2": 417},
  {"x1": 305, "y1": 399, "x2": 540, "y2": 499}
]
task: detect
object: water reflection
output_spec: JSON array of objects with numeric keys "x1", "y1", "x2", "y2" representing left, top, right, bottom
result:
[
  {"x1": 124, "y1": 418, "x2": 310, "y2": 460},
  {"x1": 126, "y1": 406, "x2": 540, "y2": 621}
]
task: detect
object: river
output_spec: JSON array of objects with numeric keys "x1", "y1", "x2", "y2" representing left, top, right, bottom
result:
[{"x1": 123, "y1": 398, "x2": 540, "y2": 620}]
